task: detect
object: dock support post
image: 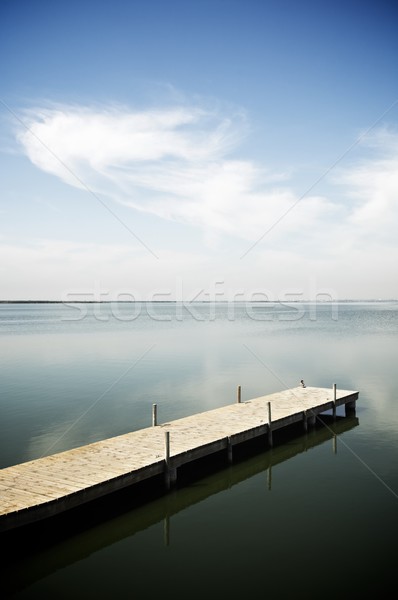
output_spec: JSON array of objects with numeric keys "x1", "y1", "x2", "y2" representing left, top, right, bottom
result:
[
  {"x1": 304, "y1": 409, "x2": 316, "y2": 428},
  {"x1": 332, "y1": 383, "x2": 337, "y2": 420},
  {"x1": 164, "y1": 431, "x2": 177, "y2": 489},
  {"x1": 345, "y1": 399, "x2": 356, "y2": 417},
  {"x1": 152, "y1": 403, "x2": 158, "y2": 427},
  {"x1": 308, "y1": 410, "x2": 316, "y2": 427},
  {"x1": 267, "y1": 402, "x2": 273, "y2": 447},
  {"x1": 237, "y1": 385, "x2": 241, "y2": 403},
  {"x1": 227, "y1": 436, "x2": 233, "y2": 463}
]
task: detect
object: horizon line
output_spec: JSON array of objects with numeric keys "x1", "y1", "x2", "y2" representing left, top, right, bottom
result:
[{"x1": 0, "y1": 299, "x2": 397, "y2": 304}]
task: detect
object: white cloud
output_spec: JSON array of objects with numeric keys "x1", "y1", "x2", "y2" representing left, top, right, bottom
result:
[
  {"x1": 335, "y1": 128, "x2": 398, "y2": 246},
  {"x1": 11, "y1": 103, "x2": 398, "y2": 300},
  {"x1": 18, "y1": 104, "x2": 243, "y2": 182},
  {"x1": 17, "y1": 103, "x2": 335, "y2": 242}
]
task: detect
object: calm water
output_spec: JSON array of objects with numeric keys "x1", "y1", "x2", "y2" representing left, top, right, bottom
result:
[{"x1": 1, "y1": 302, "x2": 397, "y2": 598}]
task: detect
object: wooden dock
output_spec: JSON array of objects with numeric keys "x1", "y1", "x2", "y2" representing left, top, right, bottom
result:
[{"x1": 0, "y1": 385, "x2": 358, "y2": 532}]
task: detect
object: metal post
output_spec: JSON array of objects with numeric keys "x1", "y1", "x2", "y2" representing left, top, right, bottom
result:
[
  {"x1": 164, "y1": 431, "x2": 171, "y2": 489},
  {"x1": 152, "y1": 403, "x2": 158, "y2": 427},
  {"x1": 267, "y1": 401, "x2": 273, "y2": 447},
  {"x1": 164, "y1": 431, "x2": 177, "y2": 488},
  {"x1": 237, "y1": 385, "x2": 241, "y2": 404},
  {"x1": 332, "y1": 383, "x2": 337, "y2": 420},
  {"x1": 165, "y1": 430, "x2": 170, "y2": 465}
]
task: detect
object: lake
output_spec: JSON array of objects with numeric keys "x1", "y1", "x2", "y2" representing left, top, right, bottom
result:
[{"x1": 1, "y1": 301, "x2": 397, "y2": 598}]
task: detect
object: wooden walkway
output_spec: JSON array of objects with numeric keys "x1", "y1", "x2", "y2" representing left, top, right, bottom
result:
[{"x1": 0, "y1": 385, "x2": 358, "y2": 532}]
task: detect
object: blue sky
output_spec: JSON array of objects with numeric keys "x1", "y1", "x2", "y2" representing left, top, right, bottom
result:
[{"x1": 1, "y1": 0, "x2": 397, "y2": 300}]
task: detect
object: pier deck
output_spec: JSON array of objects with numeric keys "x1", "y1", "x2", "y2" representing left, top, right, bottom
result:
[{"x1": 0, "y1": 386, "x2": 358, "y2": 532}]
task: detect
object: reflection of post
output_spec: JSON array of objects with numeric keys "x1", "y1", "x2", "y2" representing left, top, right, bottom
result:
[
  {"x1": 152, "y1": 403, "x2": 158, "y2": 426},
  {"x1": 267, "y1": 464, "x2": 272, "y2": 491},
  {"x1": 332, "y1": 383, "x2": 337, "y2": 420},
  {"x1": 267, "y1": 402, "x2": 273, "y2": 447},
  {"x1": 164, "y1": 513, "x2": 170, "y2": 546},
  {"x1": 332, "y1": 434, "x2": 337, "y2": 454},
  {"x1": 237, "y1": 385, "x2": 241, "y2": 404}
]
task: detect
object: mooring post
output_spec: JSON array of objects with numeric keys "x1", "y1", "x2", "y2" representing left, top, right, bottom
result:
[
  {"x1": 164, "y1": 431, "x2": 171, "y2": 489},
  {"x1": 332, "y1": 383, "x2": 337, "y2": 420},
  {"x1": 164, "y1": 431, "x2": 177, "y2": 489},
  {"x1": 152, "y1": 403, "x2": 158, "y2": 427},
  {"x1": 267, "y1": 401, "x2": 273, "y2": 447},
  {"x1": 237, "y1": 385, "x2": 241, "y2": 404},
  {"x1": 165, "y1": 430, "x2": 170, "y2": 465}
]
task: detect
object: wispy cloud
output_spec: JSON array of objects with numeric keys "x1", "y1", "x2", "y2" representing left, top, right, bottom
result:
[
  {"x1": 16, "y1": 103, "x2": 336, "y2": 241},
  {"x1": 334, "y1": 127, "x2": 398, "y2": 246},
  {"x1": 14, "y1": 103, "x2": 398, "y2": 261}
]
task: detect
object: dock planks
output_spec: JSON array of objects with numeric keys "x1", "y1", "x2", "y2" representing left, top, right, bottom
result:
[{"x1": 0, "y1": 386, "x2": 358, "y2": 532}]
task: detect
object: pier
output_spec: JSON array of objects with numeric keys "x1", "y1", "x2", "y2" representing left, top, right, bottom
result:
[{"x1": 0, "y1": 385, "x2": 358, "y2": 532}]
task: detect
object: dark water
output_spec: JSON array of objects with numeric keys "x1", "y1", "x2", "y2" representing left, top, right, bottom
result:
[{"x1": 1, "y1": 302, "x2": 397, "y2": 598}]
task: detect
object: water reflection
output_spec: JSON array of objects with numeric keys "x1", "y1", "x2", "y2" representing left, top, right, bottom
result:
[{"x1": 1, "y1": 302, "x2": 397, "y2": 598}]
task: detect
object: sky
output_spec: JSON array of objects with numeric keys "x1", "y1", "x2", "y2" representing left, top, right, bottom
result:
[{"x1": 1, "y1": 0, "x2": 398, "y2": 301}]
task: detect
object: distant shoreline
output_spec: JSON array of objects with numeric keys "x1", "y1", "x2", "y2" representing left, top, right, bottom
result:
[{"x1": 0, "y1": 299, "x2": 396, "y2": 304}]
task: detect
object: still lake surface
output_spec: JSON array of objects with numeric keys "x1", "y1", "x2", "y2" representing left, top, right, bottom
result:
[{"x1": 1, "y1": 301, "x2": 397, "y2": 598}]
